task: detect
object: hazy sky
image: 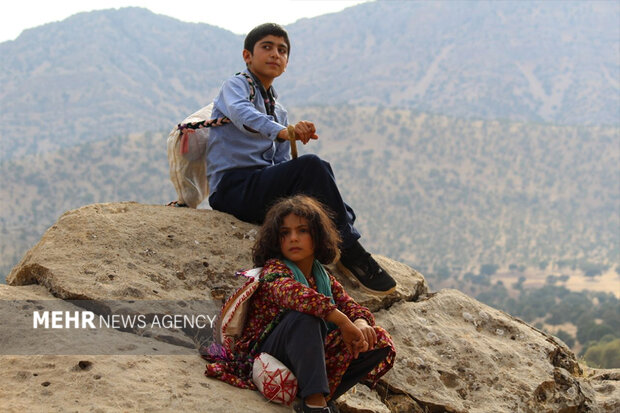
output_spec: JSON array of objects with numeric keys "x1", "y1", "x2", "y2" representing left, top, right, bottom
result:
[{"x1": 0, "y1": 0, "x2": 371, "y2": 43}]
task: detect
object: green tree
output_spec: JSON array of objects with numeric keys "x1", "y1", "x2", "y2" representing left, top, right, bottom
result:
[
  {"x1": 546, "y1": 274, "x2": 558, "y2": 284},
  {"x1": 512, "y1": 275, "x2": 526, "y2": 291},
  {"x1": 579, "y1": 261, "x2": 609, "y2": 277},
  {"x1": 578, "y1": 323, "x2": 616, "y2": 344},
  {"x1": 480, "y1": 264, "x2": 499, "y2": 276},
  {"x1": 583, "y1": 337, "x2": 620, "y2": 368}
]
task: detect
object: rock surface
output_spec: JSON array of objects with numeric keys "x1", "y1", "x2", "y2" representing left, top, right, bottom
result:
[
  {"x1": 1, "y1": 202, "x2": 618, "y2": 412},
  {"x1": 7, "y1": 203, "x2": 426, "y2": 309},
  {"x1": 0, "y1": 285, "x2": 290, "y2": 413},
  {"x1": 377, "y1": 290, "x2": 588, "y2": 412}
]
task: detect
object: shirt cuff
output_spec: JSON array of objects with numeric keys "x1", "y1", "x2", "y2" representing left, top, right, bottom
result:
[{"x1": 266, "y1": 122, "x2": 286, "y2": 141}]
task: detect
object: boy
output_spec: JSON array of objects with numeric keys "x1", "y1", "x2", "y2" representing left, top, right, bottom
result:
[{"x1": 205, "y1": 23, "x2": 396, "y2": 295}]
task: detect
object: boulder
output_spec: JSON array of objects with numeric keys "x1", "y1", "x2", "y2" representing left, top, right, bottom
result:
[
  {"x1": 7, "y1": 203, "x2": 258, "y2": 301},
  {"x1": 376, "y1": 289, "x2": 590, "y2": 412},
  {"x1": 0, "y1": 284, "x2": 196, "y2": 356},
  {"x1": 2, "y1": 202, "x2": 618, "y2": 412},
  {"x1": 583, "y1": 369, "x2": 620, "y2": 412},
  {"x1": 7, "y1": 202, "x2": 426, "y2": 309},
  {"x1": 0, "y1": 284, "x2": 289, "y2": 412}
]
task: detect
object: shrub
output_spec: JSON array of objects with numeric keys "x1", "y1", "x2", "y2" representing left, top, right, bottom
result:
[
  {"x1": 583, "y1": 338, "x2": 620, "y2": 368},
  {"x1": 578, "y1": 323, "x2": 616, "y2": 344},
  {"x1": 578, "y1": 261, "x2": 609, "y2": 277},
  {"x1": 480, "y1": 263, "x2": 499, "y2": 276}
]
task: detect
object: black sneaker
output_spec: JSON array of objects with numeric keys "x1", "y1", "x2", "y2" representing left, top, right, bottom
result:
[
  {"x1": 294, "y1": 399, "x2": 336, "y2": 413},
  {"x1": 327, "y1": 400, "x2": 340, "y2": 413},
  {"x1": 303, "y1": 404, "x2": 332, "y2": 413},
  {"x1": 337, "y1": 241, "x2": 397, "y2": 295}
]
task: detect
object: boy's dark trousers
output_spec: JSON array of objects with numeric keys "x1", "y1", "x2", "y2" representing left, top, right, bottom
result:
[
  {"x1": 257, "y1": 311, "x2": 390, "y2": 400},
  {"x1": 209, "y1": 154, "x2": 361, "y2": 248}
]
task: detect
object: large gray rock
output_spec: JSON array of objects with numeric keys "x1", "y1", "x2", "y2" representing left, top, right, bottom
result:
[
  {"x1": 7, "y1": 203, "x2": 258, "y2": 300},
  {"x1": 0, "y1": 284, "x2": 198, "y2": 356},
  {"x1": 375, "y1": 289, "x2": 594, "y2": 412},
  {"x1": 0, "y1": 284, "x2": 290, "y2": 413},
  {"x1": 2, "y1": 202, "x2": 618, "y2": 412},
  {"x1": 7, "y1": 202, "x2": 426, "y2": 308},
  {"x1": 584, "y1": 369, "x2": 620, "y2": 412}
]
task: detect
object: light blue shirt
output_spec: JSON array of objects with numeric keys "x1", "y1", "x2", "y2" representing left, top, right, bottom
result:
[{"x1": 206, "y1": 71, "x2": 290, "y2": 195}]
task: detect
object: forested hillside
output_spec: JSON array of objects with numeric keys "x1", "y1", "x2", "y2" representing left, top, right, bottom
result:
[
  {"x1": 297, "y1": 107, "x2": 618, "y2": 272},
  {"x1": 2, "y1": 106, "x2": 617, "y2": 280}
]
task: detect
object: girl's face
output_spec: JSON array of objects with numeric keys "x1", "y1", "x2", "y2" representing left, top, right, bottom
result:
[{"x1": 279, "y1": 213, "x2": 315, "y2": 268}]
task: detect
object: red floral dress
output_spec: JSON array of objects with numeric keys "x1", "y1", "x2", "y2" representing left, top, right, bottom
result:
[{"x1": 203, "y1": 258, "x2": 396, "y2": 398}]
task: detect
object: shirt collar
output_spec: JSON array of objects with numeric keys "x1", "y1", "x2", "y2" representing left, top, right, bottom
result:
[{"x1": 246, "y1": 69, "x2": 278, "y2": 100}]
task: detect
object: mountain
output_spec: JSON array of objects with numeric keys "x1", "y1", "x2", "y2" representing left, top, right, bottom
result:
[
  {"x1": 0, "y1": 7, "x2": 240, "y2": 160},
  {"x1": 284, "y1": 0, "x2": 619, "y2": 123},
  {"x1": 0, "y1": 3, "x2": 618, "y2": 289},
  {"x1": 1, "y1": 1, "x2": 618, "y2": 161}
]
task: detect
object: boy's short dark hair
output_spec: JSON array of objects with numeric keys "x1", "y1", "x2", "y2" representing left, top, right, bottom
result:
[
  {"x1": 252, "y1": 195, "x2": 341, "y2": 266},
  {"x1": 244, "y1": 23, "x2": 290, "y2": 57}
]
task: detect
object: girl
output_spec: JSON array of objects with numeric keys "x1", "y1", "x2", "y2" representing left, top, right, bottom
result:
[{"x1": 204, "y1": 195, "x2": 395, "y2": 413}]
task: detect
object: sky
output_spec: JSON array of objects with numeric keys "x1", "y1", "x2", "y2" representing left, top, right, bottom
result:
[{"x1": 0, "y1": 0, "x2": 371, "y2": 43}]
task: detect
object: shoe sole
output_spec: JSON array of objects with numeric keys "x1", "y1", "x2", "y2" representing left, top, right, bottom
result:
[{"x1": 336, "y1": 261, "x2": 397, "y2": 296}]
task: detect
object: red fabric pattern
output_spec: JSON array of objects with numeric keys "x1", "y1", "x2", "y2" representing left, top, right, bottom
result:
[
  {"x1": 256, "y1": 355, "x2": 298, "y2": 405},
  {"x1": 204, "y1": 258, "x2": 395, "y2": 398}
]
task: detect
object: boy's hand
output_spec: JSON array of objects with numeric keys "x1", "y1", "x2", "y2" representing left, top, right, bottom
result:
[
  {"x1": 294, "y1": 121, "x2": 318, "y2": 144},
  {"x1": 354, "y1": 318, "x2": 377, "y2": 349},
  {"x1": 278, "y1": 121, "x2": 318, "y2": 144}
]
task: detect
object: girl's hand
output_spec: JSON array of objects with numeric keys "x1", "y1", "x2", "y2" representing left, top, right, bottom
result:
[
  {"x1": 327, "y1": 309, "x2": 366, "y2": 358},
  {"x1": 354, "y1": 318, "x2": 377, "y2": 349},
  {"x1": 340, "y1": 321, "x2": 366, "y2": 359}
]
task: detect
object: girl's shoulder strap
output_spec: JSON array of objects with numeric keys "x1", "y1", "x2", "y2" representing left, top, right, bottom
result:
[
  {"x1": 235, "y1": 267, "x2": 262, "y2": 281},
  {"x1": 260, "y1": 259, "x2": 293, "y2": 282}
]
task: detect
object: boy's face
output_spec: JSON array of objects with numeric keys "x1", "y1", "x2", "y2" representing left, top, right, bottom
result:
[{"x1": 243, "y1": 35, "x2": 289, "y2": 87}]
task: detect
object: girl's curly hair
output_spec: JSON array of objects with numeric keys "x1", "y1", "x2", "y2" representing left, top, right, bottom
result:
[{"x1": 252, "y1": 195, "x2": 341, "y2": 266}]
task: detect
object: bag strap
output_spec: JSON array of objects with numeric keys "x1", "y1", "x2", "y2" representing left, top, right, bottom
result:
[
  {"x1": 177, "y1": 115, "x2": 231, "y2": 132},
  {"x1": 178, "y1": 72, "x2": 256, "y2": 132},
  {"x1": 236, "y1": 72, "x2": 257, "y2": 102}
]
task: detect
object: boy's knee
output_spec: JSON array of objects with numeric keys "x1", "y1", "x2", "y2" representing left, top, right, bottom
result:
[
  {"x1": 296, "y1": 154, "x2": 332, "y2": 177},
  {"x1": 297, "y1": 154, "x2": 327, "y2": 168}
]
